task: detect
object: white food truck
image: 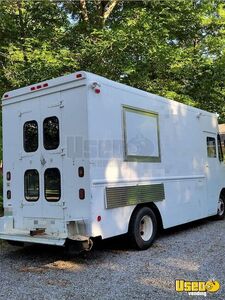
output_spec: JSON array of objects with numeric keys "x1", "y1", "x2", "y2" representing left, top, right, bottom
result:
[{"x1": 0, "y1": 71, "x2": 224, "y2": 251}]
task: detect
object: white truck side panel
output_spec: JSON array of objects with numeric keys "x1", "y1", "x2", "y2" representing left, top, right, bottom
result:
[{"x1": 86, "y1": 75, "x2": 224, "y2": 238}]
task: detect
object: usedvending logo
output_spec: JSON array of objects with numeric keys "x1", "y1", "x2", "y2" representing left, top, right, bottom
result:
[{"x1": 175, "y1": 279, "x2": 220, "y2": 296}]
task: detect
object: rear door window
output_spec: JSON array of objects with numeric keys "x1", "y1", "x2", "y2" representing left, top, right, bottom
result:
[
  {"x1": 43, "y1": 116, "x2": 59, "y2": 150},
  {"x1": 24, "y1": 169, "x2": 39, "y2": 201},
  {"x1": 24, "y1": 120, "x2": 38, "y2": 152},
  {"x1": 44, "y1": 168, "x2": 61, "y2": 202}
]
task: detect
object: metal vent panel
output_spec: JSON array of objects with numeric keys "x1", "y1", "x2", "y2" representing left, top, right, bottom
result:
[{"x1": 105, "y1": 183, "x2": 165, "y2": 209}]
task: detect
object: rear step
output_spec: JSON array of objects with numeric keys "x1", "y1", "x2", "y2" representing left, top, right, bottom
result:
[{"x1": 0, "y1": 233, "x2": 65, "y2": 246}]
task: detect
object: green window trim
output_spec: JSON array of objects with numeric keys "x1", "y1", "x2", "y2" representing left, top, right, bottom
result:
[{"x1": 123, "y1": 105, "x2": 161, "y2": 163}]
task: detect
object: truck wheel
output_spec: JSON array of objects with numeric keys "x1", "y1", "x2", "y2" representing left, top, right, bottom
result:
[
  {"x1": 216, "y1": 196, "x2": 225, "y2": 220},
  {"x1": 129, "y1": 207, "x2": 157, "y2": 250}
]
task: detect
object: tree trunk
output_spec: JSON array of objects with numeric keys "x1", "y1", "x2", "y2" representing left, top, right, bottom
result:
[
  {"x1": 102, "y1": 0, "x2": 119, "y2": 26},
  {"x1": 79, "y1": 0, "x2": 89, "y2": 23}
]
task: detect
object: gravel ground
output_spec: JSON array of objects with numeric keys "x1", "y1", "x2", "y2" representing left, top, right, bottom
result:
[{"x1": 0, "y1": 217, "x2": 225, "y2": 300}]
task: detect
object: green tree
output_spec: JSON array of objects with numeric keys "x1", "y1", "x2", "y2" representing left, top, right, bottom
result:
[
  {"x1": 68, "y1": 0, "x2": 225, "y2": 119},
  {"x1": 0, "y1": 0, "x2": 74, "y2": 90}
]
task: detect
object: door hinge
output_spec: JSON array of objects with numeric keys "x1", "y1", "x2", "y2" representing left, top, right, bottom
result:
[
  {"x1": 61, "y1": 148, "x2": 66, "y2": 156},
  {"x1": 48, "y1": 101, "x2": 64, "y2": 109},
  {"x1": 18, "y1": 110, "x2": 32, "y2": 117}
]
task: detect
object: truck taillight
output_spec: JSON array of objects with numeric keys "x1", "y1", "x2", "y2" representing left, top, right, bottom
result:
[
  {"x1": 79, "y1": 189, "x2": 85, "y2": 200},
  {"x1": 7, "y1": 190, "x2": 11, "y2": 199},
  {"x1": 6, "y1": 172, "x2": 11, "y2": 181},
  {"x1": 78, "y1": 167, "x2": 84, "y2": 177},
  {"x1": 95, "y1": 88, "x2": 101, "y2": 94},
  {"x1": 30, "y1": 82, "x2": 48, "y2": 91}
]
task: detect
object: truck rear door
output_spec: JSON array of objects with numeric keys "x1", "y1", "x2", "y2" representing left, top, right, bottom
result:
[{"x1": 19, "y1": 92, "x2": 65, "y2": 233}]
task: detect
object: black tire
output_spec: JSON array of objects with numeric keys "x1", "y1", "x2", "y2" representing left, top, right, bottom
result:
[
  {"x1": 215, "y1": 196, "x2": 225, "y2": 220},
  {"x1": 129, "y1": 206, "x2": 157, "y2": 250}
]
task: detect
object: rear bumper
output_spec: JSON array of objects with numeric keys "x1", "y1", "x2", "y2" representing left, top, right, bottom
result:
[
  {"x1": 0, "y1": 216, "x2": 66, "y2": 246},
  {"x1": 0, "y1": 233, "x2": 65, "y2": 246}
]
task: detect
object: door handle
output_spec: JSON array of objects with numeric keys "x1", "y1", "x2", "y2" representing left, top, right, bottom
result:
[{"x1": 40, "y1": 155, "x2": 46, "y2": 166}]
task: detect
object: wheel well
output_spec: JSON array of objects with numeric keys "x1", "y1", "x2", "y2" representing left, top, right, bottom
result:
[
  {"x1": 220, "y1": 188, "x2": 225, "y2": 200},
  {"x1": 129, "y1": 202, "x2": 163, "y2": 231}
]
